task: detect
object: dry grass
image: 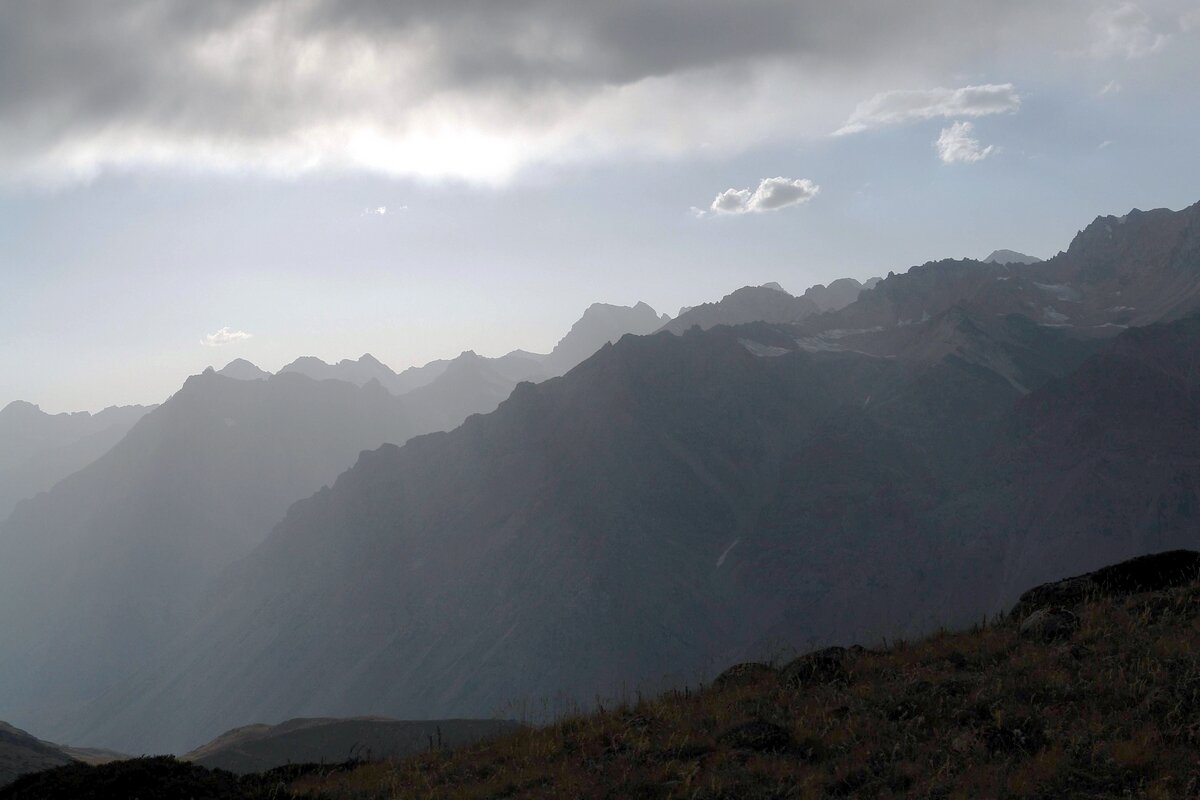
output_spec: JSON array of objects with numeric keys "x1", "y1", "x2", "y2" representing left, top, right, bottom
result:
[{"x1": 289, "y1": 584, "x2": 1200, "y2": 799}]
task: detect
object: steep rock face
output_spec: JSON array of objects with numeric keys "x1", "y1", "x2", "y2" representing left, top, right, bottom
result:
[{"x1": 661, "y1": 286, "x2": 820, "y2": 334}]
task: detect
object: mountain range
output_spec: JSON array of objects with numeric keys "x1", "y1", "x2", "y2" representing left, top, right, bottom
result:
[
  {"x1": 3, "y1": 202, "x2": 1198, "y2": 757},
  {"x1": 0, "y1": 298, "x2": 675, "y2": 743},
  {"x1": 13, "y1": 202, "x2": 1190, "y2": 754}
]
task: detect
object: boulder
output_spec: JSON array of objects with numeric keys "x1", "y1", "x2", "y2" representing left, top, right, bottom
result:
[
  {"x1": 712, "y1": 662, "x2": 778, "y2": 690},
  {"x1": 780, "y1": 646, "x2": 848, "y2": 689},
  {"x1": 1018, "y1": 607, "x2": 1079, "y2": 642},
  {"x1": 1010, "y1": 550, "x2": 1200, "y2": 620}
]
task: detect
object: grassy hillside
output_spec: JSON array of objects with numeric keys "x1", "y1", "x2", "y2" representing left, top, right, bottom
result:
[{"x1": 8, "y1": 551, "x2": 1200, "y2": 799}]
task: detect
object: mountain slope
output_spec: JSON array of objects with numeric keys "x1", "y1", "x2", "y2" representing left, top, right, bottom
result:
[
  {"x1": 183, "y1": 717, "x2": 519, "y2": 775},
  {"x1": 0, "y1": 722, "x2": 74, "y2": 788},
  {"x1": 289, "y1": 551, "x2": 1200, "y2": 800},
  {"x1": 0, "y1": 402, "x2": 154, "y2": 521},
  {"x1": 0, "y1": 373, "x2": 419, "y2": 741}
]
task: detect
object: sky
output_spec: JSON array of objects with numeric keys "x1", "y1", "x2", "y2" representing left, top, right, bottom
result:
[{"x1": 2, "y1": 1, "x2": 1199, "y2": 412}]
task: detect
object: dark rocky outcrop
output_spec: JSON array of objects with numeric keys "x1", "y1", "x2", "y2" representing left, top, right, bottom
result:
[
  {"x1": 1018, "y1": 608, "x2": 1080, "y2": 642},
  {"x1": 780, "y1": 647, "x2": 850, "y2": 689},
  {"x1": 712, "y1": 662, "x2": 777, "y2": 690},
  {"x1": 1009, "y1": 550, "x2": 1200, "y2": 620}
]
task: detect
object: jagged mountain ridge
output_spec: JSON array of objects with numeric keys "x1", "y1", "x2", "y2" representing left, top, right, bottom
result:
[
  {"x1": 663, "y1": 278, "x2": 879, "y2": 335},
  {"x1": 272, "y1": 301, "x2": 670, "y2": 397},
  {"x1": 794, "y1": 203, "x2": 1200, "y2": 349}
]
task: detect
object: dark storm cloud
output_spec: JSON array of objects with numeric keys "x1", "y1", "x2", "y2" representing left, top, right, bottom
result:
[{"x1": 0, "y1": 0, "x2": 1187, "y2": 181}]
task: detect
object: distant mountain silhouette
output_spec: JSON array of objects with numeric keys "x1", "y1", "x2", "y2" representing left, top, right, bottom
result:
[
  {"x1": 542, "y1": 302, "x2": 668, "y2": 375},
  {"x1": 271, "y1": 302, "x2": 667, "y2": 408},
  {"x1": 402, "y1": 351, "x2": 530, "y2": 431},
  {"x1": 802, "y1": 277, "x2": 880, "y2": 312},
  {"x1": 983, "y1": 248, "x2": 1042, "y2": 265},
  {"x1": 660, "y1": 285, "x2": 820, "y2": 333},
  {"x1": 278, "y1": 353, "x2": 400, "y2": 389},
  {"x1": 0, "y1": 402, "x2": 153, "y2": 521},
  {"x1": 214, "y1": 359, "x2": 270, "y2": 381}
]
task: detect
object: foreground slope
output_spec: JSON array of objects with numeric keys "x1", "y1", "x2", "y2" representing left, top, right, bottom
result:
[
  {"x1": 288, "y1": 551, "x2": 1200, "y2": 800},
  {"x1": 12, "y1": 552, "x2": 1200, "y2": 799}
]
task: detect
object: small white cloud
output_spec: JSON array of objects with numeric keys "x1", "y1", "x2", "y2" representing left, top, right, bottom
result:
[
  {"x1": 1098, "y1": 139, "x2": 1115, "y2": 149},
  {"x1": 935, "y1": 121, "x2": 994, "y2": 164},
  {"x1": 202, "y1": 327, "x2": 253, "y2": 347},
  {"x1": 1099, "y1": 80, "x2": 1122, "y2": 96},
  {"x1": 834, "y1": 84, "x2": 1020, "y2": 135},
  {"x1": 704, "y1": 177, "x2": 819, "y2": 216},
  {"x1": 1090, "y1": 3, "x2": 1169, "y2": 59}
]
